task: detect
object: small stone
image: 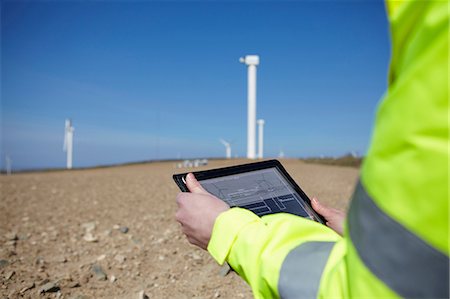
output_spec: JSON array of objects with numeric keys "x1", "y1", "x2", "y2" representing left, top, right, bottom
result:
[
  {"x1": 97, "y1": 254, "x2": 106, "y2": 261},
  {"x1": 81, "y1": 222, "x2": 96, "y2": 232},
  {"x1": 39, "y1": 278, "x2": 50, "y2": 286},
  {"x1": 80, "y1": 273, "x2": 90, "y2": 284},
  {"x1": 114, "y1": 254, "x2": 126, "y2": 264},
  {"x1": 68, "y1": 281, "x2": 81, "y2": 288},
  {"x1": 192, "y1": 253, "x2": 201, "y2": 260},
  {"x1": 113, "y1": 224, "x2": 120, "y2": 230},
  {"x1": 83, "y1": 233, "x2": 98, "y2": 243},
  {"x1": 18, "y1": 233, "x2": 30, "y2": 240},
  {"x1": 56, "y1": 256, "x2": 67, "y2": 263},
  {"x1": 110, "y1": 275, "x2": 117, "y2": 283},
  {"x1": 35, "y1": 257, "x2": 45, "y2": 265},
  {"x1": 19, "y1": 282, "x2": 35, "y2": 294},
  {"x1": 39, "y1": 282, "x2": 60, "y2": 293},
  {"x1": 91, "y1": 264, "x2": 107, "y2": 281},
  {"x1": 0, "y1": 259, "x2": 9, "y2": 269},
  {"x1": 219, "y1": 263, "x2": 231, "y2": 277},
  {"x1": 137, "y1": 290, "x2": 149, "y2": 299},
  {"x1": 5, "y1": 232, "x2": 18, "y2": 241},
  {"x1": 4, "y1": 271, "x2": 15, "y2": 280},
  {"x1": 214, "y1": 291, "x2": 221, "y2": 298},
  {"x1": 119, "y1": 226, "x2": 129, "y2": 234},
  {"x1": 5, "y1": 240, "x2": 16, "y2": 246},
  {"x1": 155, "y1": 238, "x2": 165, "y2": 244}
]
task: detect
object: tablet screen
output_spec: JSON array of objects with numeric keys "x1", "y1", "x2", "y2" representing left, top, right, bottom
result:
[{"x1": 199, "y1": 167, "x2": 316, "y2": 220}]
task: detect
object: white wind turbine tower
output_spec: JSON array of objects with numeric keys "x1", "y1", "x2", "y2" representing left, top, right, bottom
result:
[
  {"x1": 257, "y1": 119, "x2": 265, "y2": 159},
  {"x1": 220, "y1": 139, "x2": 232, "y2": 159},
  {"x1": 240, "y1": 55, "x2": 259, "y2": 159},
  {"x1": 5, "y1": 155, "x2": 12, "y2": 175},
  {"x1": 63, "y1": 119, "x2": 74, "y2": 169}
]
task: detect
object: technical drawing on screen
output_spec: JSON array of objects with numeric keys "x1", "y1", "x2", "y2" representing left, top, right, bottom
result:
[{"x1": 199, "y1": 168, "x2": 317, "y2": 219}]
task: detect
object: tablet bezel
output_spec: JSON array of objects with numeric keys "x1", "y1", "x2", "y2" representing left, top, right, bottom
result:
[{"x1": 173, "y1": 159, "x2": 326, "y2": 224}]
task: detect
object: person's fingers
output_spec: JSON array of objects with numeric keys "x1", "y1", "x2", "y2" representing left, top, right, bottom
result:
[
  {"x1": 185, "y1": 173, "x2": 208, "y2": 194},
  {"x1": 311, "y1": 197, "x2": 332, "y2": 218}
]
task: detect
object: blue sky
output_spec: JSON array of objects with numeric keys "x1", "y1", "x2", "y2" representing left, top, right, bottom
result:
[{"x1": 1, "y1": 0, "x2": 390, "y2": 170}]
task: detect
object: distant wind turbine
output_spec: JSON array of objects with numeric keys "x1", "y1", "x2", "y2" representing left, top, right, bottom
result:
[
  {"x1": 220, "y1": 139, "x2": 232, "y2": 159},
  {"x1": 5, "y1": 155, "x2": 12, "y2": 175},
  {"x1": 63, "y1": 119, "x2": 74, "y2": 169}
]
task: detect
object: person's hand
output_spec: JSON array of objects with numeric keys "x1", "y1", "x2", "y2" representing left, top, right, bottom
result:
[
  {"x1": 175, "y1": 173, "x2": 230, "y2": 250},
  {"x1": 311, "y1": 197, "x2": 346, "y2": 236}
]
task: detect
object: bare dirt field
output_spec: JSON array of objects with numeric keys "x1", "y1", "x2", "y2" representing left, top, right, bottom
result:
[{"x1": 0, "y1": 159, "x2": 359, "y2": 299}]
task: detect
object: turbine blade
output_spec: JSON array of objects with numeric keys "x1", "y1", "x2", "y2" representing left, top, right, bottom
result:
[{"x1": 219, "y1": 139, "x2": 229, "y2": 146}]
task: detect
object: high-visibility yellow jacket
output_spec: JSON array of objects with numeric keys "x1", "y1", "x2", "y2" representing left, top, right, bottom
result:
[{"x1": 207, "y1": 1, "x2": 449, "y2": 298}]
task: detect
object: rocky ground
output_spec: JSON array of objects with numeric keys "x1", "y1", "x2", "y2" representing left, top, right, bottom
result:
[{"x1": 0, "y1": 159, "x2": 359, "y2": 299}]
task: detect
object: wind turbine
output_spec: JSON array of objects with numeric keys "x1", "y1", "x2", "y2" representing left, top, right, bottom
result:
[
  {"x1": 63, "y1": 119, "x2": 74, "y2": 169},
  {"x1": 5, "y1": 155, "x2": 12, "y2": 175},
  {"x1": 240, "y1": 55, "x2": 259, "y2": 159},
  {"x1": 219, "y1": 139, "x2": 232, "y2": 159},
  {"x1": 257, "y1": 119, "x2": 265, "y2": 159}
]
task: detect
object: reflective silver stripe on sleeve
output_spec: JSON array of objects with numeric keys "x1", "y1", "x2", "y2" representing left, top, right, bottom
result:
[
  {"x1": 348, "y1": 181, "x2": 449, "y2": 298},
  {"x1": 278, "y1": 241, "x2": 335, "y2": 299}
]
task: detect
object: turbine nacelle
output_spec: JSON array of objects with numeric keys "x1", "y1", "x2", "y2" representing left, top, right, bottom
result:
[{"x1": 239, "y1": 55, "x2": 260, "y2": 66}]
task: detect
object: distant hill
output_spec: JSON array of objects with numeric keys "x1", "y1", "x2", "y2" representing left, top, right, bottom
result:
[{"x1": 301, "y1": 154, "x2": 363, "y2": 168}]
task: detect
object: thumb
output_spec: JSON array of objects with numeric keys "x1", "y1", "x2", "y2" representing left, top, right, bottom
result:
[
  {"x1": 311, "y1": 197, "x2": 332, "y2": 218},
  {"x1": 185, "y1": 173, "x2": 208, "y2": 194}
]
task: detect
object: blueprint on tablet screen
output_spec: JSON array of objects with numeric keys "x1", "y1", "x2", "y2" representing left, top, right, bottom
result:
[{"x1": 199, "y1": 168, "x2": 315, "y2": 219}]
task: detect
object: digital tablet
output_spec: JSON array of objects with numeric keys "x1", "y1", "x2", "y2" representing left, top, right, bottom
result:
[{"x1": 173, "y1": 159, "x2": 325, "y2": 224}]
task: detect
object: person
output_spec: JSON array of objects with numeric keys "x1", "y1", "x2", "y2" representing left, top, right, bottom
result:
[{"x1": 175, "y1": 0, "x2": 449, "y2": 298}]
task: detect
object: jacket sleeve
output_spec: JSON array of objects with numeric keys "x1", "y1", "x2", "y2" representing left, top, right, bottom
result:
[{"x1": 207, "y1": 208, "x2": 342, "y2": 298}]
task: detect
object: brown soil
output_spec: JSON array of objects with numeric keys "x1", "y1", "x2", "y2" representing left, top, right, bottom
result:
[{"x1": 0, "y1": 159, "x2": 359, "y2": 299}]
